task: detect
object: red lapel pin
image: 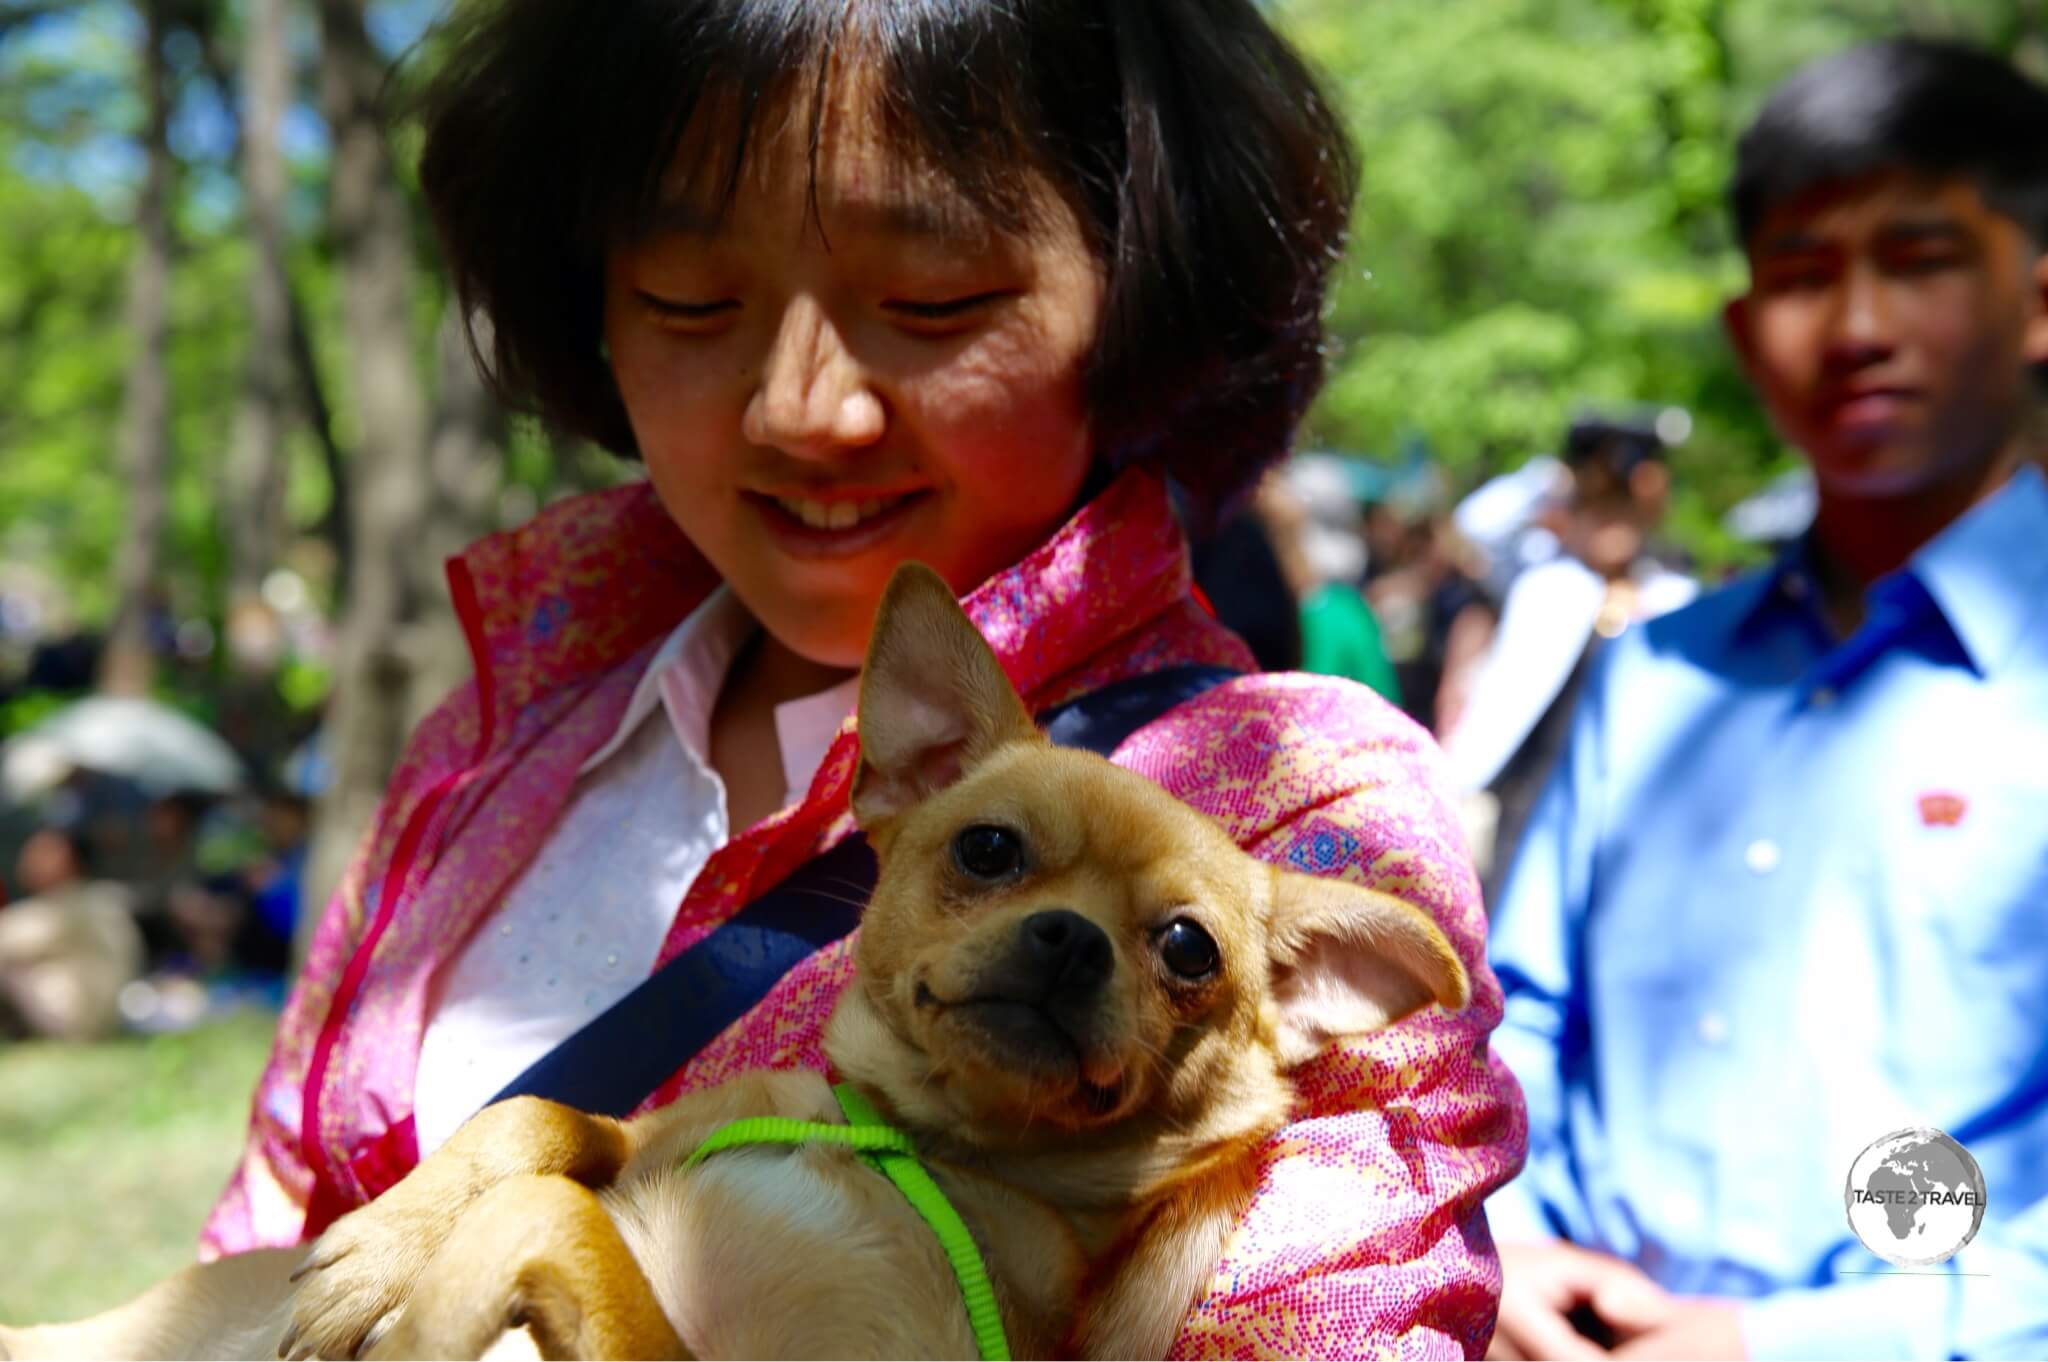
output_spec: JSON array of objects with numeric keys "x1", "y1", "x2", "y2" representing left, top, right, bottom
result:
[{"x1": 1917, "y1": 791, "x2": 1967, "y2": 828}]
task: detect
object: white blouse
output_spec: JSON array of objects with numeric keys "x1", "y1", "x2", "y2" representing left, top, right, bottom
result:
[{"x1": 412, "y1": 586, "x2": 859, "y2": 1156}]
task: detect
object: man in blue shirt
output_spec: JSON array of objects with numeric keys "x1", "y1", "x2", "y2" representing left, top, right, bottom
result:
[{"x1": 1486, "y1": 39, "x2": 2048, "y2": 1361}]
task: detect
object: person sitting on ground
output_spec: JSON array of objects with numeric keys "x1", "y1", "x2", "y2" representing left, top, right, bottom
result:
[
  {"x1": 1486, "y1": 37, "x2": 2048, "y2": 1360},
  {"x1": 0, "y1": 823, "x2": 143, "y2": 1042}
]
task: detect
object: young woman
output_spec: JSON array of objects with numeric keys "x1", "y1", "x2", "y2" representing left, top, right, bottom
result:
[{"x1": 203, "y1": 2, "x2": 1521, "y2": 1353}]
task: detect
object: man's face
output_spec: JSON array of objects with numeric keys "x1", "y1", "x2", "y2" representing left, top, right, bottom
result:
[{"x1": 1726, "y1": 173, "x2": 2048, "y2": 499}]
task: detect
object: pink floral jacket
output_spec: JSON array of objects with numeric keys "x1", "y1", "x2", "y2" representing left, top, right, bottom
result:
[{"x1": 202, "y1": 468, "x2": 1524, "y2": 1357}]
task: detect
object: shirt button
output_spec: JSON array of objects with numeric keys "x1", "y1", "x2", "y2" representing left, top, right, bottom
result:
[
  {"x1": 1697, "y1": 1011, "x2": 1729, "y2": 1044},
  {"x1": 1810, "y1": 686, "x2": 1837, "y2": 708},
  {"x1": 1745, "y1": 839, "x2": 1781, "y2": 874}
]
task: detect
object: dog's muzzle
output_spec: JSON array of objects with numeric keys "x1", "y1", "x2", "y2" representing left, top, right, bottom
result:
[{"x1": 951, "y1": 909, "x2": 1115, "y2": 1074}]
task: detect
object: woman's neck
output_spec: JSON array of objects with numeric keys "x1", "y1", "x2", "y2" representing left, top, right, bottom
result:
[
  {"x1": 708, "y1": 633, "x2": 856, "y2": 833},
  {"x1": 731, "y1": 631, "x2": 856, "y2": 711}
]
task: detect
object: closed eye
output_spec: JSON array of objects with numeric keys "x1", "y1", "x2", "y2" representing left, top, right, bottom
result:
[
  {"x1": 883, "y1": 290, "x2": 1015, "y2": 321},
  {"x1": 636, "y1": 291, "x2": 739, "y2": 320}
]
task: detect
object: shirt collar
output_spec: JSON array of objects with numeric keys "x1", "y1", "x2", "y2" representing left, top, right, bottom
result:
[
  {"x1": 579, "y1": 585, "x2": 753, "y2": 775},
  {"x1": 1730, "y1": 464, "x2": 2048, "y2": 677},
  {"x1": 1904, "y1": 463, "x2": 2048, "y2": 676},
  {"x1": 579, "y1": 585, "x2": 862, "y2": 808}
]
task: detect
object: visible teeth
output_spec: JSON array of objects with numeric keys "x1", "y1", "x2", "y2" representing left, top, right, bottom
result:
[{"x1": 775, "y1": 494, "x2": 905, "y2": 531}]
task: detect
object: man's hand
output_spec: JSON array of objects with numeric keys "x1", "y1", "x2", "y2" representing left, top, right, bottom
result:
[
  {"x1": 1487, "y1": 1240, "x2": 1679, "y2": 1360},
  {"x1": 1611, "y1": 1298, "x2": 1746, "y2": 1360}
]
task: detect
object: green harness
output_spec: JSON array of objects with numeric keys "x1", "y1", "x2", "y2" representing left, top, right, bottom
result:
[{"x1": 681, "y1": 1084, "x2": 1011, "y2": 1361}]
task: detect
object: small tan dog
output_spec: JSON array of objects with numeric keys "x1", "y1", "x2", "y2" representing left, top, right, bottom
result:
[{"x1": 3, "y1": 563, "x2": 1466, "y2": 1360}]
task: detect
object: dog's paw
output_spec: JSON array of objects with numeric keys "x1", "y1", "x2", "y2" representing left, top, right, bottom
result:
[{"x1": 279, "y1": 1211, "x2": 438, "y2": 1361}]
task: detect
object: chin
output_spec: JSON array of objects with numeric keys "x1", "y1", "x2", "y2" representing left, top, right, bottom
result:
[
  {"x1": 749, "y1": 596, "x2": 881, "y2": 670},
  {"x1": 1810, "y1": 449, "x2": 1973, "y2": 500}
]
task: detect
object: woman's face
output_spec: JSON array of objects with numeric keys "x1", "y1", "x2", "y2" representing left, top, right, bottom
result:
[{"x1": 603, "y1": 84, "x2": 1104, "y2": 668}]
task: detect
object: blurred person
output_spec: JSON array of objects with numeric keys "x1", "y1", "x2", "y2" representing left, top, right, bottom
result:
[
  {"x1": 1264, "y1": 456, "x2": 1401, "y2": 701},
  {"x1": 1366, "y1": 495, "x2": 1498, "y2": 731},
  {"x1": 1188, "y1": 501, "x2": 1304, "y2": 672},
  {"x1": 0, "y1": 824, "x2": 143, "y2": 1042},
  {"x1": 129, "y1": 789, "x2": 214, "y2": 968},
  {"x1": 244, "y1": 786, "x2": 309, "y2": 956},
  {"x1": 1487, "y1": 38, "x2": 2048, "y2": 1360},
  {"x1": 1453, "y1": 455, "x2": 1574, "y2": 606},
  {"x1": 1442, "y1": 414, "x2": 1697, "y2": 885}
]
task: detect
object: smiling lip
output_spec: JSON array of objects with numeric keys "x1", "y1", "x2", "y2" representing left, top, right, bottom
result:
[{"x1": 747, "y1": 489, "x2": 930, "y2": 559}]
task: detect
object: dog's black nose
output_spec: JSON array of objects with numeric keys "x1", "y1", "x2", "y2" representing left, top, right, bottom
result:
[{"x1": 1016, "y1": 909, "x2": 1113, "y2": 1000}]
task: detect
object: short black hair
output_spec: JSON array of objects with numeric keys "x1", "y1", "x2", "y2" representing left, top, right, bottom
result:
[
  {"x1": 1731, "y1": 38, "x2": 2048, "y2": 251},
  {"x1": 1562, "y1": 413, "x2": 1669, "y2": 481},
  {"x1": 411, "y1": 0, "x2": 1359, "y2": 523}
]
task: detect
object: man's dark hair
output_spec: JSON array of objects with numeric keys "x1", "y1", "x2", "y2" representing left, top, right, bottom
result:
[
  {"x1": 1563, "y1": 413, "x2": 1671, "y2": 481},
  {"x1": 1730, "y1": 38, "x2": 2048, "y2": 251},
  {"x1": 411, "y1": 0, "x2": 1359, "y2": 523}
]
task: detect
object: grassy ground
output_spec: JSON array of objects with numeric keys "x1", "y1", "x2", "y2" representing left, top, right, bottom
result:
[{"x1": 0, "y1": 1009, "x2": 277, "y2": 1324}]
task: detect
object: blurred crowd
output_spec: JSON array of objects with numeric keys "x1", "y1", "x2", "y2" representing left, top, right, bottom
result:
[
  {"x1": 1199, "y1": 405, "x2": 1719, "y2": 889},
  {"x1": 0, "y1": 711, "x2": 317, "y2": 1043}
]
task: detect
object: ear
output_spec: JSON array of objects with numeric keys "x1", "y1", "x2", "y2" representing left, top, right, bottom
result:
[
  {"x1": 851, "y1": 563, "x2": 1039, "y2": 827},
  {"x1": 2024, "y1": 250, "x2": 2048, "y2": 372},
  {"x1": 1723, "y1": 294, "x2": 1758, "y2": 380},
  {"x1": 1265, "y1": 868, "x2": 1470, "y2": 1068}
]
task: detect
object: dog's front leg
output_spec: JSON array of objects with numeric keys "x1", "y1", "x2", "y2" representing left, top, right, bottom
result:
[
  {"x1": 284, "y1": 1096, "x2": 638, "y2": 1360},
  {"x1": 363, "y1": 1174, "x2": 686, "y2": 1362}
]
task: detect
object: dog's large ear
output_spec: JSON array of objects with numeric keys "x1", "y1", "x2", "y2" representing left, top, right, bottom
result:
[
  {"x1": 853, "y1": 563, "x2": 1040, "y2": 827},
  {"x1": 1266, "y1": 869, "x2": 1470, "y2": 1067}
]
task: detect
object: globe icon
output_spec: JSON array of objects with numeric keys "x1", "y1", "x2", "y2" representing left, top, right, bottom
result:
[{"x1": 1843, "y1": 1127, "x2": 1987, "y2": 1267}]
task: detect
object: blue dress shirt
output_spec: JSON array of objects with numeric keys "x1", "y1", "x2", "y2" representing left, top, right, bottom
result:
[{"x1": 1487, "y1": 466, "x2": 2048, "y2": 1360}]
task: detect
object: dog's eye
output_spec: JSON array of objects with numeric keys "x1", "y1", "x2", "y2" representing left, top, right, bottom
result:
[
  {"x1": 1157, "y1": 919, "x2": 1219, "y2": 980},
  {"x1": 952, "y1": 824, "x2": 1024, "y2": 880}
]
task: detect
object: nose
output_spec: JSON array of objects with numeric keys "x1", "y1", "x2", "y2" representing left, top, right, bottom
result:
[
  {"x1": 1827, "y1": 262, "x2": 1897, "y2": 365},
  {"x1": 740, "y1": 295, "x2": 885, "y2": 459},
  {"x1": 1014, "y1": 910, "x2": 1114, "y2": 1003}
]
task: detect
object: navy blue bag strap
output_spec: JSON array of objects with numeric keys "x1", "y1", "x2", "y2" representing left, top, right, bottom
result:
[{"x1": 489, "y1": 664, "x2": 1238, "y2": 1117}]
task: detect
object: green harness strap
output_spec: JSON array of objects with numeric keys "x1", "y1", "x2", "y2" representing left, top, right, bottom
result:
[{"x1": 681, "y1": 1084, "x2": 1011, "y2": 1362}]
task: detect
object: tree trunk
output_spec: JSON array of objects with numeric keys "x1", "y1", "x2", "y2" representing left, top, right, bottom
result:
[
  {"x1": 99, "y1": 0, "x2": 174, "y2": 697},
  {"x1": 301, "y1": 0, "x2": 438, "y2": 950},
  {"x1": 223, "y1": 0, "x2": 294, "y2": 673},
  {"x1": 298, "y1": 0, "x2": 499, "y2": 962}
]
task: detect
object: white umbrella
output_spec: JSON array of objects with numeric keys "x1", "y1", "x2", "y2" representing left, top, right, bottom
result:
[{"x1": 2, "y1": 696, "x2": 246, "y2": 800}]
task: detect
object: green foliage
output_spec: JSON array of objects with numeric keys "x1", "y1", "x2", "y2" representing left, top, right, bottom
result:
[{"x1": 2, "y1": 0, "x2": 2042, "y2": 620}]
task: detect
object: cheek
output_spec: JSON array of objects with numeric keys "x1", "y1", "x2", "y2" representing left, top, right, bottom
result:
[
  {"x1": 1918, "y1": 286, "x2": 2017, "y2": 377},
  {"x1": 906, "y1": 322, "x2": 1095, "y2": 498},
  {"x1": 1752, "y1": 310, "x2": 1824, "y2": 397},
  {"x1": 606, "y1": 336, "x2": 746, "y2": 516}
]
